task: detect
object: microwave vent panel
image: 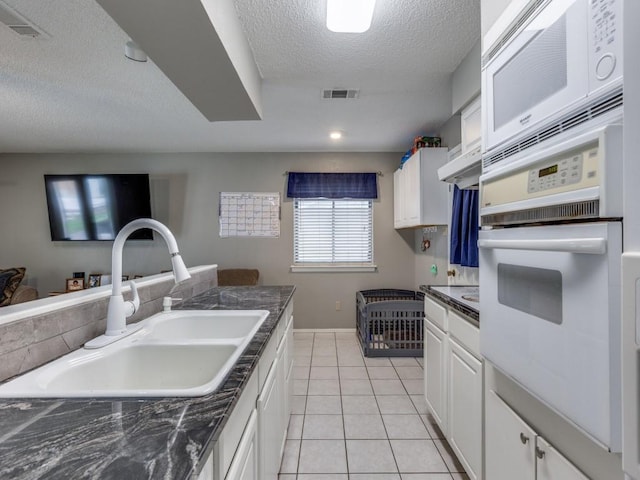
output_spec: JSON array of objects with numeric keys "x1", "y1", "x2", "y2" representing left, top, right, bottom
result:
[
  {"x1": 482, "y1": 0, "x2": 546, "y2": 67},
  {"x1": 482, "y1": 89, "x2": 623, "y2": 169},
  {"x1": 322, "y1": 89, "x2": 360, "y2": 99}
]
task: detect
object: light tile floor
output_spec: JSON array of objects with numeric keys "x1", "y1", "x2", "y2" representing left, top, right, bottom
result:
[{"x1": 280, "y1": 331, "x2": 470, "y2": 480}]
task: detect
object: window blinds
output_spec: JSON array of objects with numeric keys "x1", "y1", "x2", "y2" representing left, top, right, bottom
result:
[{"x1": 294, "y1": 199, "x2": 373, "y2": 264}]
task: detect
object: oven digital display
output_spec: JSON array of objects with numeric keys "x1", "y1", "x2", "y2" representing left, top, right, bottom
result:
[{"x1": 538, "y1": 164, "x2": 558, "y2": 177}]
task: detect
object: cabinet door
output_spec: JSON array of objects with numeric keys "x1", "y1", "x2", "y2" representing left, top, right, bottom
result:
[
  {"x1": 257, "y1": 358, "x2": 282, "y2": 480},
  {"x1": 197, "y1": 452, "x2": 214, "y2": 480},
  {"x1": 485, "y1": 389, "x2": 536, "y2": 480},
  {"x1": 536, "y1": 437, "x2": 589, "y2": 480},
  {"x1": 448, "y1": 338, "x2": 482, "y2": 480},
  {"x1": 417, "y1": 148, "x2": 449, "y2": 225},
  {"x1": 393, "y1": 169, "x2": 403, "y2": 228},
  {"x1": 425, "y1": 319, "x2": 448, "y2": 435},
  {"x1": 276, "y1": 329, "x2": 288, "y2": 458},
  {"x1": 404, "y1": 153, "x2": 421, "y2": 225},
  {"x1": 226, "y1": 410, "x2": 259, "y2": 480},
  {"x1": 284, "y1": 315, "x2": 294, "y2": 425}
]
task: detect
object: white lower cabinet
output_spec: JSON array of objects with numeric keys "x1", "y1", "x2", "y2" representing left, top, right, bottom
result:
[
  {"x1": 199, "y1": 299, "x2": 294, "y2": 480},
  {"x1": 486, "y1": 389, "x2": 588, "y2": 480},
  {"x1": 448, "y1": 338, "x2": 482, "y2": 480},
  {"x1": 257, "y1": 316, "x2": 293, "y2": 480},
  {"x1": 282, "y1": 314, "x2": 294, "y2": 442},
  {"x1": 258, "y1": 355, "x2": 283, "y2": 480},
  {"x1": 225, "y1": 410, "x2": 258, "y2": 480},
  {"x1": 424, "y1": 297, "x2": 482, "y2": 480},
  {"x1": 424, "y1": 319, "x2": 448, "y2": 434},
  {"x1": 197, "y1": 453, "x2": 215, "y2": 480}
]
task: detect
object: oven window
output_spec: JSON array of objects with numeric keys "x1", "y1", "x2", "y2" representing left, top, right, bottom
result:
[
  {"x1": 493, "y1": 13, "x2": 568, "y2": 129},
  {"x1": 497, "y1": 264, "x2": 562, "y2": 324}
]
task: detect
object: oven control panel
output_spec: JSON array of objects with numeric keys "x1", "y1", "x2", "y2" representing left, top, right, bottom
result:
[
  {"x1": 481, "y1": 144, "x2": 600, "y2": 209},
  {"x1": 526, "y1": 151, "x2": 592, "y2": 193},
  {"x1": 480, "y1": 124, "x2": 621, "y2": 224}
]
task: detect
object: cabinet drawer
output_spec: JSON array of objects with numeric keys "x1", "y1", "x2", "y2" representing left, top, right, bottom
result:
[
  {"x1": 424, "y1": 297, "x2": 447, "y2": 331},
  {"x1": 449, "y1": 310, "x2": 480, "y2": 358}
]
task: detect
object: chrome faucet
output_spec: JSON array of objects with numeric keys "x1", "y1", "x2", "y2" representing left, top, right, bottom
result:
[{"x1": 85, "y1": 218, "x2": 191, "y2": 349}]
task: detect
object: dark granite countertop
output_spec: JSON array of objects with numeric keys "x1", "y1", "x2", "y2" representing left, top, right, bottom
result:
[
  {"x1": 0, "y1": 285, "x2": 295, "y2": 480},
  {"x1": 419, "y1": 285, "x2": 480, "y2": 323}
]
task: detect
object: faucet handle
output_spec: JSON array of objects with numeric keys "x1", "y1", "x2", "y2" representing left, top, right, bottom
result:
[{"x1": 124, "y1": 281, "x2": 140, "y2": 317}]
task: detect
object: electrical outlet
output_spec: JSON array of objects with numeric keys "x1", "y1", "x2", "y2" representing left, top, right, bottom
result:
[{"x1": 335, "y1": 301, "x2": 341, "y2": 311}]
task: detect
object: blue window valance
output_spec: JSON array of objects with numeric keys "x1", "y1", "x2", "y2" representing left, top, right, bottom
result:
[{"x1": 286, "y1": 172, "x2": 378, "y2": 199}]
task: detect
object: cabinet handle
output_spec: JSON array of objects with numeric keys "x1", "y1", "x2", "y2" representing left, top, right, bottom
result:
[
  {"x1": 536, "y1": 447, "x2": 545, "y2": 459},
  {"x1": 519, "y1": 432, "x2": 529, "y2": 444}
]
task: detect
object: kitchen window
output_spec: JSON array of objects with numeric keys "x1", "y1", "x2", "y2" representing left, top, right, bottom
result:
[{"x1": 287, "y1": 172, "x2": 378, "y2": 273}]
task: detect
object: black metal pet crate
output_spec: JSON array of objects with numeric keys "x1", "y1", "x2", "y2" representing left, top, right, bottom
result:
[{"x1": 356, "y1": 289, "x2": 425, "y2": 357}]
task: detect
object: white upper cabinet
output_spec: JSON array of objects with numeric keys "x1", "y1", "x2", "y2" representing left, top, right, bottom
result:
[{"x1": 394, "y1": 147, "x2": 448, "y2": 228}]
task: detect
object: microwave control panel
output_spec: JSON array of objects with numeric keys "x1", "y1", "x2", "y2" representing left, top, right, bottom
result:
[
  {"x1": 589, "y1": 0, "x2": 623, "y2": 87},
  {"x1": 526, "y1": 152, "x2": 591, "y2": 193}
]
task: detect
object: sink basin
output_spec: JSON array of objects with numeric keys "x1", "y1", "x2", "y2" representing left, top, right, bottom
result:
[
  {"x1": 0, "y1": 342, "x2": 241, "y2": 398},
  {"x1": 146, "y1": 310, "x2": 269, "y2": 341},
  {"x1": 0, "y1": 309, "x2": 270, "y2": 398}
]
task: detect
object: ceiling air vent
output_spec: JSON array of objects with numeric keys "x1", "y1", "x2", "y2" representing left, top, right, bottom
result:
[
  {"x1": 322, "y1": 89, "x2": 359, "y2": 99},
  {"x1": 0, "y1": 1, "x2": 43, "y2": 37}
]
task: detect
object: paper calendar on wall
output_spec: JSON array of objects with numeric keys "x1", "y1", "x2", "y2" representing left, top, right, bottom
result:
[{"x1": 219, "y1": 192, "x2": 281, "y2": 238}]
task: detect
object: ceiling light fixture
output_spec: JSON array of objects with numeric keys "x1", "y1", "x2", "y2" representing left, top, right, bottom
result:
[
  {"x1": 326, "y1": 0, "x2": 376, "y2": 33},
  {"x1": 124, "y1": 40, "x2": 148, "y2": 62},
  {"x1": 329, "y1": 131, "x2": 343, "y2": 140}
]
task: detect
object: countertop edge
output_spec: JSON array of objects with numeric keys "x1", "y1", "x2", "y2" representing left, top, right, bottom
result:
[{"x1": 419, "y1": 285, "x2": 480, "y2": 323}]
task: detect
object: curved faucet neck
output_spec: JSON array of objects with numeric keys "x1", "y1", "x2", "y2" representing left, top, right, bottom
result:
[{"x1": 111, "y1": 218, "x2": 181, "y2": 296}]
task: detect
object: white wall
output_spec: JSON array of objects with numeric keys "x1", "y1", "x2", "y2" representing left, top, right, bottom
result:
[
  {"x1": 0, "y1": 152, "x2": 418, "y2": 329},
  {"x1": 451, "y1": 39, "x2": 481, "y2": 114}
]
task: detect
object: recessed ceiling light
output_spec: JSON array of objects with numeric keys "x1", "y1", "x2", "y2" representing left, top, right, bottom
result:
[
  {"x1": 329, "y1": 131, "x2": 343, "y2": 140},
  {"x1": 326, "y1": 0, "x2": 376, "y2": 33}
]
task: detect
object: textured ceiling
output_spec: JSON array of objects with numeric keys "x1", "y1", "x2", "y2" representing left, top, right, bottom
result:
[{"x1": 0, "y1": 0, "x2": 480, "y2": 153}]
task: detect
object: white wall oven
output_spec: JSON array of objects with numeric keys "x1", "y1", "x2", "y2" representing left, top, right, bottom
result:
[
  {"x1": 480, "y1": 222, "x2": 621, "y2": 451},
  {"x1": 482, "y1": 0, "x2": 623, "y2": 170},
  {"x1": 479, "y1": 119, "x2": 623, "y2": 452}
]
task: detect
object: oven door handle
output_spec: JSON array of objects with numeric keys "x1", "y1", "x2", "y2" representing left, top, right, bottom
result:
[{"x1": 477, "y1": 237, "x2": 607, "y2": 254}]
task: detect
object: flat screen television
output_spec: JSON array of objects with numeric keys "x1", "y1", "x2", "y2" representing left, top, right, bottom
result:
[{"x1": 44, "y1": 174, "x2": 153, "y2": 241}]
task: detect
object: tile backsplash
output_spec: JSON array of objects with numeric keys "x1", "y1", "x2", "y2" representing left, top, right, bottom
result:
[{"x1": 0, "y1": 266, "x2": 218, "y2": 383}]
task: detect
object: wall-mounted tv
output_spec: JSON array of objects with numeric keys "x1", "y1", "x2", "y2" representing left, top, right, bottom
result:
[{"x1": 44, "y1": 174, "x2": 153, "y2": 241}]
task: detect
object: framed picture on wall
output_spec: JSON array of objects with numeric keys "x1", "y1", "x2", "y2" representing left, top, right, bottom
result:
[
  {"x1": 66, "y1": 278, "x2": 84, "y2": 292},
  {"x1": 88, "y1": 274, "x2": 102, "y2": 288}
]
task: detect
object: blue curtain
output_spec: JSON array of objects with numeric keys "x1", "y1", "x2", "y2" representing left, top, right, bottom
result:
[
  {"x1": 450, "y1": 186, "x2": 479, "y2": 268},
  {"x1": 286, "y1": 172, "x2": 378, "y2": 199}
]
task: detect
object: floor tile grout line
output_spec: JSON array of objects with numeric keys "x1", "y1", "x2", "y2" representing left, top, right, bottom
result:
[{"x1": 289, "y1": 331, "x2": 465, "y2": 478}]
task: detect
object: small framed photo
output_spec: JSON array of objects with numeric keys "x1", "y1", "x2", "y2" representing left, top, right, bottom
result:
[
  {"x1": 88, "y1": 274, "x2": 102, "y2": 288},
  {"x1": 66, "y1": 278, "x2": 85, "y2": 292}
]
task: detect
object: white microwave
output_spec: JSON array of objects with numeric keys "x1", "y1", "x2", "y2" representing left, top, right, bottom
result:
[{"x1": 482, "y1": 0, "x2": 623, "y2": 168}]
